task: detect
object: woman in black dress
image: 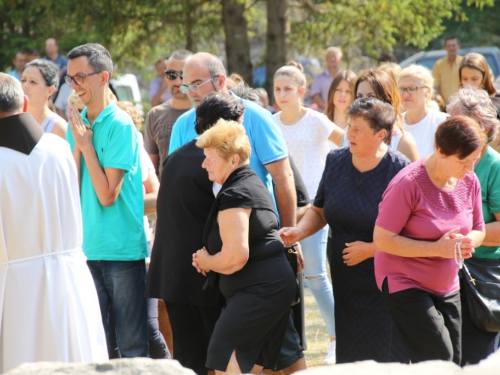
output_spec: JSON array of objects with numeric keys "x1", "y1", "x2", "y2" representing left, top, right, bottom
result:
[
  {"x1": 193, "y1": 119, "x2": 296, "y2": 374},
  {"x1": 280, "y1": 98, "x2": 410, "y2": 364}
]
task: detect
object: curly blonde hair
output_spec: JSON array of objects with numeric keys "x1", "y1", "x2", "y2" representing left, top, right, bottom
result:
[
  {"x1": 116, "y1": 101, "x2": 143, "y2": 131},
  {"x1": 196, "y1": 119, "x2": 251, "y2": 164}
]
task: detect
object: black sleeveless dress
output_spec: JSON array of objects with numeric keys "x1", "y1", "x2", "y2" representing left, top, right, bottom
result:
[{"x1": 204, "y1": 166, "x2": 296, "y2": 372}]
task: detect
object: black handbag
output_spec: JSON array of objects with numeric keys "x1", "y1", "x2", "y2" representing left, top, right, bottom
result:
[
  {"x1": 284, "y1": 244, "x2": 301, "y2": 306},
  {"x1": 462, "y1": 257, "x2": 500, "y2": 332}
]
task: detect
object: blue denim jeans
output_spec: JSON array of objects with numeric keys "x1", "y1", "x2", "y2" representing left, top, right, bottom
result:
[
  {"x1": 87, "y1": 259, "x2": 149, "y2": 358},
  {"x1": 300, "y1": 225, "x2": 336, "y2": 337}
]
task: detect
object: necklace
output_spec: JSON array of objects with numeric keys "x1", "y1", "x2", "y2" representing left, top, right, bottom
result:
[{"x1": 454, "y1": 241, "x2": 463, "y2": 268}]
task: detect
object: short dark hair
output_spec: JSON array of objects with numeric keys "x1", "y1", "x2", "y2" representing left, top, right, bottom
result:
[
  {"x1": 169, "y1": 50, "x2": 193, "y2": 62},
  {"x1": 435, "y1": 115, "x2": 486, "y2": 159},
  {"x1": 28, "y1": 48, "x2": 40, "y2": 57},
  {"x1": 24, "y1": 59, "x2": 59, "y2": 89},
  {"x1": 445, "y1": 36, "x2": 460, "y2": 45},
  {"x1": 230, "y1": 82, "x2": 263, "y2": 107},
  {"x1": 67, "y1": 43, "x2": 113, "y2": 79},
  {"x1": 348, "y1": 97, "x2": 395, "y2": 144},
  {"x1": 0, "y1": 73, "x2": 24, "y2": 113},
  {"x1": 195, "y1": 93, "x2": 245, "y2": 135},
  {"x1": 155, "y1": 58, "x2": 167, "y2": 66},
  {"x1": 14, "y1": 50, "x2": 27, "y2": 58}
]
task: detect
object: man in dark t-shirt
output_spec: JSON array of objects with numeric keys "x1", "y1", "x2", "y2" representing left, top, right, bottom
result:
[
  {"x1": 147, "y1": 94, "x2": 246, "y2": 375},
  {"x1": 145, "y1": 50, "x2": 193, "y2": 177}
]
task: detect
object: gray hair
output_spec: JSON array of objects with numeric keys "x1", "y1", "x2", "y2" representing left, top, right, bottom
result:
[
  {"x1": 24, "y1": 59, "x2": 60, "y2": 89},
  {"x1": 67, "y1": 43, "x2": 113, "y2": 79},
  {"x1": 169, "y1": 50, "x2": 193, "y2": 62},
  {"x1": 0, "y1": 73, "x2": 25, "y2": 113},
  {"x1": 204, "y1": 53, "x2": 226, "y2": 77},
  {"x1": 326, "y1": 47, "x2": 343, "y2": 59},
  {"x1": 447, "y1": 87, "x2": 500, "y2": 142},
  {"x1": 230, "y1": 82, "x2": 263, "y2": 107}
]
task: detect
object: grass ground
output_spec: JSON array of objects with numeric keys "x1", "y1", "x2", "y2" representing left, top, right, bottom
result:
[{"x1": 303, "y1": 287, "x2": 330, "y2": 368}]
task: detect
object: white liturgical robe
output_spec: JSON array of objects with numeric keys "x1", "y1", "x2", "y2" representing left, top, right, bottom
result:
[{"x1": 0, "y1": 113, "x2": 108, "y2": 372}]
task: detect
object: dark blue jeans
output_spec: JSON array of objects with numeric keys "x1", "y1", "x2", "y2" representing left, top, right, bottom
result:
[{"x1": 87, "y1": 259, "x2": 149, "y2": 358}]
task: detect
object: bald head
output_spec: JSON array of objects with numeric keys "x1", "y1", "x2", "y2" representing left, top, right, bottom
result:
[
  {"x1": 183, "y1": 53, "x2": 228, "y2": 107},
  {"x1": 186, "y1": 53, "x2": 226, "y2": 77},
  {"x1": 0, "y1": 73, "x2": 25, "y2": 118}
]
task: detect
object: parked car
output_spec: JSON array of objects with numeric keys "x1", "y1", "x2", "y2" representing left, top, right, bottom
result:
[
  {"x1": 110, "y1": 73, "x2": 144, "y2": 115},
  {"x1": 399, "y1": 47, "x2": 500, "y2": 78}
]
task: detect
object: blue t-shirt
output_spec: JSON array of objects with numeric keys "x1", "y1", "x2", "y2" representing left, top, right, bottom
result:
[
  {"x1": 169, "y1": 93, "x2": 288, "y2": 200},
  {"x1": 8, "y1": 70, "x2": 21, "y2": 81},
  {"x1": 44, "y1": 54, "x2": 68, "y2": 71},
  {"x1": 66, "y1": 102, "x2": 147, "y2": 261}
]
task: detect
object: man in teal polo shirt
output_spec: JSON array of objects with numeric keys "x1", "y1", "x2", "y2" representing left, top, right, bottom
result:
[{"x1": 65, "y1": 43, "x2": 148, "y2": 358}]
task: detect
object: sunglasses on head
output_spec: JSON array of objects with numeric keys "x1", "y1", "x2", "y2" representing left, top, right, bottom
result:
[{"x1": 165, "y1": 70, "x2": 183, "y2": 80}]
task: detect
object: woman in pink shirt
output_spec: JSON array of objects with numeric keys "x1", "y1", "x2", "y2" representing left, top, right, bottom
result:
[{"x1": 374, "y1": 115, "x2": 486, "y2": 365}]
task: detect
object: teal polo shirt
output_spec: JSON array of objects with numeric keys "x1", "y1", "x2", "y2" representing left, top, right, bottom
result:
[
  {"x1": 474, "y1": 146, "x2": 500, "y2": 259},
  {"x1": 67, "y1": 102, "x2": 147, "y2": 261}
]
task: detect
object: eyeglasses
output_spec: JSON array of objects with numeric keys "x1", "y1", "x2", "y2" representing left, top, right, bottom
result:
[
  {"x1": 398, "y1": 86, "x2": 427, "y2": 95},
  {"x1": 165, "y1": 70, "x2": 183, "y2": 80},
  {"x1": 65, "y1": 71, "x2": 103, "y2": 86},
  {"x1": 180, "y1": 75, "x2": 219, "y2": 94}
]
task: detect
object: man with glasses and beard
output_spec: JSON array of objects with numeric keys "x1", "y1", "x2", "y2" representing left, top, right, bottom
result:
[{"x1": 145, "y1": 50, "x2": 193, "y2": 177}]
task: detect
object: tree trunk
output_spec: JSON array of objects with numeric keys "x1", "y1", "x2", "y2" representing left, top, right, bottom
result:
[
  {"x1": 185, "y1": 1, "x2": 194, "y2": 51},
  {"x1": 265, "y1": 0, "x2": 289, "y2": 104},
  {"x1": 221, "y1": 0, "x2": 253, "y2": 86}
]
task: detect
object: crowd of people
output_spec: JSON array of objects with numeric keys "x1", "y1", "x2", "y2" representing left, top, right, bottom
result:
[{"x1": 1, "y1": 35, "x2": 500, "y2": 374}]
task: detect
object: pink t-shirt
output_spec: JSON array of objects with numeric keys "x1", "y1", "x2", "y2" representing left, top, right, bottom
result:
[{"x1": 374, "y1": 159, "x2": 484, "y2": 295}]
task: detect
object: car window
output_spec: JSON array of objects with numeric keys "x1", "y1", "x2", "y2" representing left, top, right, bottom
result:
[
  {"x1": 415, "y1": 58, "x2": 440, "y2": 70},
  {"x1": 114, "y1": 86, "x2": 135, "y2": 102}
]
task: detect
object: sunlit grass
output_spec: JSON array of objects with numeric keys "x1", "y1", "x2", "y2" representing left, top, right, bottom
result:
[{"x1": 303, "y1": 287, "x2": 330, "y2": 368}]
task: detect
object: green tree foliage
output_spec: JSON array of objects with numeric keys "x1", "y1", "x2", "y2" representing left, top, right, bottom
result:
[
  {"x1": 427, "y1": 0, "x2": 500, "y2": 49},
  {"x1": 288, "y1": 0, "x2": 495, "y2": 61},
  {"x1": 0, "y1": 0, "x2": 222, "y2": 73},
  {"x1": 0, "y1": 0, "x2": 495, "y2": 81}
]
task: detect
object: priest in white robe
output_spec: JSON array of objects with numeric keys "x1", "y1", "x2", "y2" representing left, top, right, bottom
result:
[{"x1": 0, "y1": 73, "x2": 108, "y2": 372}]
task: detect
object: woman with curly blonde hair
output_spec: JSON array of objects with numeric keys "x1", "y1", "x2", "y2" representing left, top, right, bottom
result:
[{"x1": 193, "y1": 119, "x2": 298, "y2": 374}]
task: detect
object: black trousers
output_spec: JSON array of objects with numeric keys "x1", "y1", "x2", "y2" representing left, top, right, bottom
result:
[
  {"x1": 460, "y1": 279, "x2": 500, "y2": 366},
  {"x1": 165, "y1": 301, "x2": 222, "y2": 375},
  {"x1": 382, "y1": 279, "x2": 462, "y2": 365}
]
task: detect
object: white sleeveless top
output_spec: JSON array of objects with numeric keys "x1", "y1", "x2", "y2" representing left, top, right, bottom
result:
[{"x1": 41, "y1": 112, "x2": 66, "y2": 133}]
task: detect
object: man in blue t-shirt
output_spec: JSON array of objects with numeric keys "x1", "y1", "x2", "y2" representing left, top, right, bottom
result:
[
  {"x1": 169, "y1": 52, "x2": 297, "y2": 228},
  {"x1": 8, "y1": 50, "x2": 27, "y2": 82},
  {"x1": 44, "y1": 38, "x2": 68, "y2": 79},
  {"x1": 65, "y1": 43, "x2": 148, "y2": 358}
]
